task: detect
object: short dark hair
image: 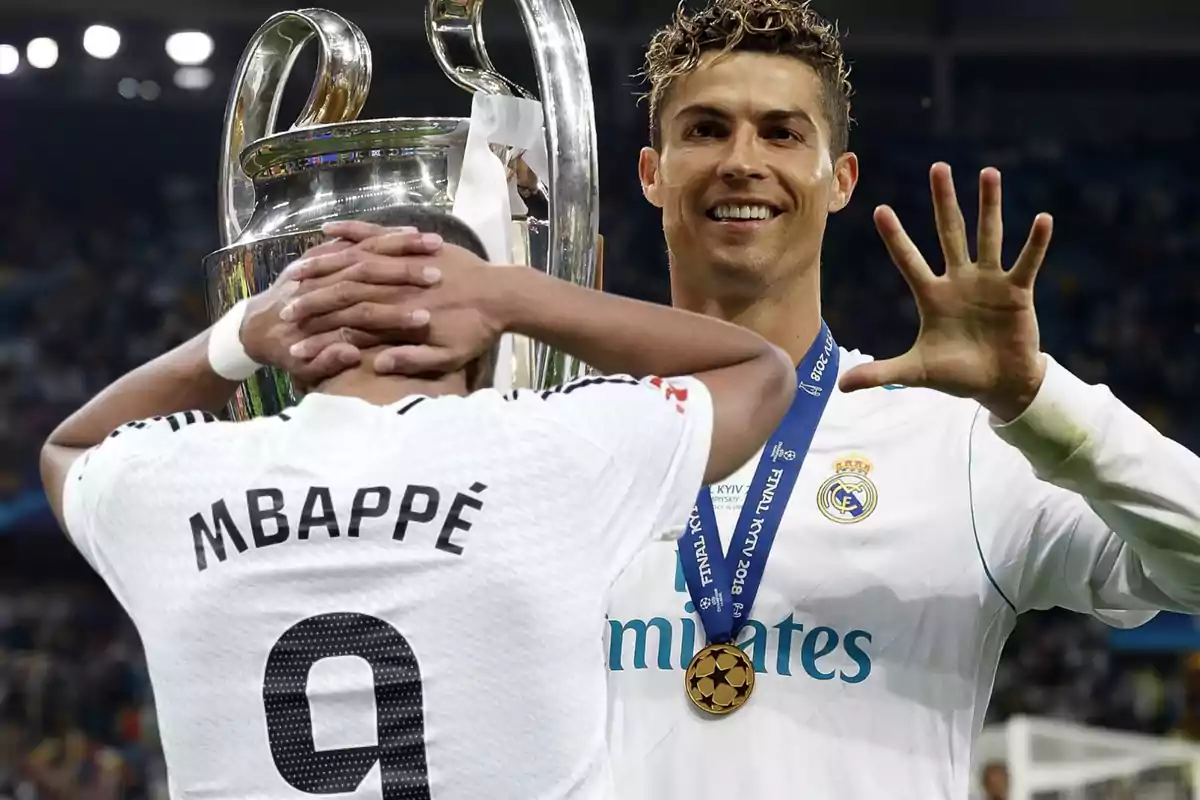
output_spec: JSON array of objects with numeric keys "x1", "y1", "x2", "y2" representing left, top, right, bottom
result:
[
  {"x1": 641, "y1": 0, "x2": 853, "y2": 155},
  {"x1": 353, "y1": 206, "x2": 490, "y2": 262}
]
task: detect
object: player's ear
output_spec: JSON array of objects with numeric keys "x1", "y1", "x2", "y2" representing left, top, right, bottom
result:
[
  {"x1": 827, "y1": 151, "x2": 858, "y2": 214},
  {"x1": 639, "y1": 147, "x2": 664, "y2": 209}
]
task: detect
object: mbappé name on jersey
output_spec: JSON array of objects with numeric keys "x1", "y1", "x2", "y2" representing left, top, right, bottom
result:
[{"x1": 188, "y1": 479, "x2": 489, "y2": 571}]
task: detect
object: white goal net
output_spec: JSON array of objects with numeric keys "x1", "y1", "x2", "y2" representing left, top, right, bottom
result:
[{"x1": 975, "y1": 715, "x2": 1200, "y2": 799}]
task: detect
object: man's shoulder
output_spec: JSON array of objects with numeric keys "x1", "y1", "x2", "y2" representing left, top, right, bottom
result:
[
  {"x1": 88, "y1": 410, "x2": 263, "y2": 468},
  {"x1": 70, "y1": 412, "x2": 240, "y2": 504},
  {"x1": 106, "y1": 410, "x2": 221, "y2": 437},
  {"x1": 499, "y1": 374, "x2": 707, "y2": 431},
  {"x1": 100, "y1": 410, "x2": 222, "y2": 450}
]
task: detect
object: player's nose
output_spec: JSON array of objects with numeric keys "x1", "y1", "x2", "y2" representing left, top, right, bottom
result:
[{"x1": 717, "y1": 127, "x2": 769, "y2": 181}]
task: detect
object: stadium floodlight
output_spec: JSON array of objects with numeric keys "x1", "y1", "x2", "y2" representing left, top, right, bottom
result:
[
  {"x1": 173, "y1": 66, "x2": 212, "y2": 91},
  {"x1": 26, "y1": 37, "x2": 58, "y2": 69},
  {"x1": 165, "y1": 31, "x2": 213, "y2": 66},
  {"x1": 83, "y1": 25, "x2": 121, "y2": 59},
  {"x1": 0, "y1": 45, "x2": 18, "y2": 76}
]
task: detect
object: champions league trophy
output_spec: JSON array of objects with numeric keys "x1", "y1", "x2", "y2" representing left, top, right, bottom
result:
[{"x1": 203, "y1": 1, "x2": 599, "y2": 420}]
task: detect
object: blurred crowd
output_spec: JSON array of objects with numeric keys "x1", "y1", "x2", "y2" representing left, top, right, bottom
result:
[
  {"x1": 1, "y1": 110, "x2": 1199, "y2": 794},
  {"x1": 0, "y1": 583, "x2": 166, "y2": 799},
  {"x1": 0, "y1": 176, "x2": 212, "y2": 508}
]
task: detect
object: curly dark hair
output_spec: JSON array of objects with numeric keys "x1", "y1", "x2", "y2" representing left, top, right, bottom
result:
[{"x1": 640, "y1": 0, "x2": 853, "y2": 155}]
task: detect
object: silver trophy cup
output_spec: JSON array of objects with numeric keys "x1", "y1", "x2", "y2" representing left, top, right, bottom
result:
[{"x1": 203, "y1": 1, "x2": 599, "y2": 420}]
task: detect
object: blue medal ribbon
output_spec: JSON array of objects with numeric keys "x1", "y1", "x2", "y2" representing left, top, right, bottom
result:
[{"x1": 678, "y1": 321, "x2": 838, "y2": 645}]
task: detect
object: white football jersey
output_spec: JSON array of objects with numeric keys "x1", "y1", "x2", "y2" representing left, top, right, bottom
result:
[
  {"x1": 62, "y1": 375, "x2": 713, "y2": 800},
  {"x1": 605, "y1": 351, "x2": 1200, "y2": 800}
]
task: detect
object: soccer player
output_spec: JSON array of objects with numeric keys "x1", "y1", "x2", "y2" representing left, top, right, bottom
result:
[
  {"x1": 610, "y1": 0, "x2": 1200, "y2": 796},
  {"x1": 38, "y1": 209, "x2": 798, "y2": 799},
  {"x1": 299, "y1": 1, "x2": 1200, "y2": 797}
]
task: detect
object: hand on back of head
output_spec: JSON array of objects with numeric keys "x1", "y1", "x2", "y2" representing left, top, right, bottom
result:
[{"x1": 239, "y1": 220, "x2": 507, "y2": 388}]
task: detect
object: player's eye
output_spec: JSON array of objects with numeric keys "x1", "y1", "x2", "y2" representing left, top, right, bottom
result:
[
  {"x1": 686, "y1": 121, "x2": 724, "y2": 139},
  {"x1": 765, "y1": 127, "x2": 804, "y2": 143}
]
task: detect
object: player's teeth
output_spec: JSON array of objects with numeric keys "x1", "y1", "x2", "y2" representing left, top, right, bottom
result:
[{"x1": 713, "y1": 204, "x2": 772, "y2": 220}]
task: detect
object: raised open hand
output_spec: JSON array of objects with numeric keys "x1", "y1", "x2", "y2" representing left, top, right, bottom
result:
[{"x1": 838, "y1": 163, "x2": 1054, "y2": 420}]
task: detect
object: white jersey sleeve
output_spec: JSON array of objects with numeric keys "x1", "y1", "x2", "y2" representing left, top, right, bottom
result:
[
  {"x1": 970, "y1": 355, "x2": 1200, "y2": 625},
  {"x1": 62, "y1": 411, "x2": 218, "y2": 573},
  {"x1": 525, "y1": 373, "x2": 712, "y2": 546}
]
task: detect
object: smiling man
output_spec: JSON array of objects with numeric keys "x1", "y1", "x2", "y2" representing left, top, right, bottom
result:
[
  {"x1": 635, "y1": 1, "x2": 856, "y2": 362},
  {"x1": 596, "y1": 1, "x2": 1200, "y2": 798}
]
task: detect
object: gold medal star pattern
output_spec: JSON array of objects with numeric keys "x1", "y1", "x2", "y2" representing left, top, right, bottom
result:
[{"x1": 685, "y1": 642, "x2": 755, "y2": 715}]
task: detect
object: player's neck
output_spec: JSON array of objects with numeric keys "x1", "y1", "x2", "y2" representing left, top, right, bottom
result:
[
  {"x1": 672, "y1": 266, "x2": 823, "y2": 367},
  {"x1": 313, "y1": 370, "x2": 471, "y2": 405}
]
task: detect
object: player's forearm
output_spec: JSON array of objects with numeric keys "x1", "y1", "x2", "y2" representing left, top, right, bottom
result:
[
  {"x1": 493, "y1": 268, "x2": 777, "y2": 378},
  {"x1": 995, "y1": 356, "x2": 1200, "y2": 608},
  {"x1": 45, "y1": 329, "x2": 236, "y2": 449}
]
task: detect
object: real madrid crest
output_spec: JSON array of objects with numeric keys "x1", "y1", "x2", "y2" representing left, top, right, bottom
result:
[{"x1": 816, "y1": 454, "x2": 878, "y2": 523}]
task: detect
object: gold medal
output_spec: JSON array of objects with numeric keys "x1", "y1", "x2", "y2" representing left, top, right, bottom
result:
[{"x1": 685, "y1": 642, "x2": 755, "y2": 715}]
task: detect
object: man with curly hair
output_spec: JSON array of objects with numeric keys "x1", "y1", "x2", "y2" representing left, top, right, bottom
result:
[{"x1": 597, "y1": 0, "x2": 1200, "y2": 798}]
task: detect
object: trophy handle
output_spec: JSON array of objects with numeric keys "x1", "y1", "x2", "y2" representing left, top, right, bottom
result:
[
  {"x1": 426, "y1": 0, "x2": 530, "y2": 98},
  {"x1": 218, "y1": 8, "x2": 372, "y2": 247},
  {"x1": 427, "y1": 0, "x2": 600, "y2": 387}
]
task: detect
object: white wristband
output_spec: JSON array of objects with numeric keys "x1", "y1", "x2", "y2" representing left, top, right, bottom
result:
[{"x1": 208, "y1": 299, "x2": 262, "y2": 382}]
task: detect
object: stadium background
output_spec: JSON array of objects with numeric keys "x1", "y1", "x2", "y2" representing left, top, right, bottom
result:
[{"x1": 1, "y1": 0, "x2": 1199, "y2": 796}]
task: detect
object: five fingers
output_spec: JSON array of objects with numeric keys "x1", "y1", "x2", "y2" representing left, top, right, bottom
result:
[{"x1": 887, "y1": 163, "x2": 1051, "y2": 285}]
